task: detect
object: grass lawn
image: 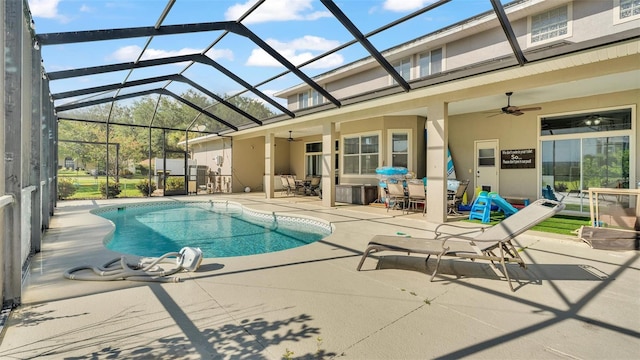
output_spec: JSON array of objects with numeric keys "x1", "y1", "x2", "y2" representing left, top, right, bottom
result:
[
  {"x1": 58, "y1": 170, "x2": 147, "y2": 199},
  {"x1": 463, "y1": 212, "x2": 591, "y2": 236}
]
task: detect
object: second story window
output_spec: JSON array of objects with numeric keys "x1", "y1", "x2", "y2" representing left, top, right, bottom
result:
[
  {"x1": 616, "y1": 0, "x2": 640, "y2": 23},
  {"x1": 298, "y1": 92, "x2": 309, "y2": 109},
  {"x1": 392, "y1": 57, "x2": 411, "y2": 84},
  {"x1": 311, "y1": 89, "x2": 323, "y2": 106},
  {"x1": 530, "y1": 4, "x2": 571, "y2": 45},
  {"x1": 419, "y1": 48, "x2": 442, "y2": 77},
  {"x1": 298, "y1": 89, "x2": 323, "y2": 109}
]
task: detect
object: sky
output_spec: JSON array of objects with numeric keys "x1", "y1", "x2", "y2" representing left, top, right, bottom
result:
[{"x1": 28, "y1": 0, "x2": 502, "y2": 115}]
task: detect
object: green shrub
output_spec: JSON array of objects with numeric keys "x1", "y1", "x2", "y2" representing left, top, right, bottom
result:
[
  {"x1": 57, "y1": 178, "x2": 77, "y2": 199},
  {"x1": 165, "y1": 177, "x2": 185, "y2": 191},
  {"x1": 99, "y1": 179, "x2": 121, "y2": 198},
  {"x1": 554, "y1": 183, "x2": 567, "y2": 192},
  {"x1": 136, "y1": 179, "x2": 157, "y2": 196},
  {"x1": 120, "y1": 168, "x2": 134, "y2": 178},
  {"x1": 136, "y1": 164, "x2": 149, "y2": 176}
]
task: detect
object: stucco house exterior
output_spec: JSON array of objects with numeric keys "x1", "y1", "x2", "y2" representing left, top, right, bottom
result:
[{"x1": 186, "y1": 0, "x2": 639, "y2": 223}]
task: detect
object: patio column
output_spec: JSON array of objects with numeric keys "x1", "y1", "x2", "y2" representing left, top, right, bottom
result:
[
  {"x1": 264, "y1": 133, "x2": 275, "y2": 198},
  {"x1": 425, "y1": 100, "x2": 449, "y2": 223},
  {"x1": 321, "y1": 122, "x2": 335, "y2": 207},
  {"x1": 2, "y1": 0, "x2": 24, "y2": 307}
]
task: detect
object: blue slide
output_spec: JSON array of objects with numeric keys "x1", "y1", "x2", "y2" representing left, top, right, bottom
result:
[{"x1": 488, "y1": 192, "x2": 518, "y2": 217}]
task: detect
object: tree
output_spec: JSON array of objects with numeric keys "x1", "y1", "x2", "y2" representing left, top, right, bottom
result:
[{"x1": 56, "y1": 91, "x2": 276, "y2": 174}]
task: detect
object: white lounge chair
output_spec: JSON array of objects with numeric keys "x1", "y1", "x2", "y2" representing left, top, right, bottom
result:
[{"x1": 357, "y1": 199, "x2": 565, "y2": 291}]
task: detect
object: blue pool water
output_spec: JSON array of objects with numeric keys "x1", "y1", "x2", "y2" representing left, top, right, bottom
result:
[{"x1": 96, "y1": 202, "x2": 332, "y2": 258}]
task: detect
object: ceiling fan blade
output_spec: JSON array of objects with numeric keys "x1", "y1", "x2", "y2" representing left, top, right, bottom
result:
[
  {"x1": 517, "y1": 107, "x2": 542, "y2": 112},
  {"x1": 511, "y1": 111, "x2": 524, "y2": 116}
]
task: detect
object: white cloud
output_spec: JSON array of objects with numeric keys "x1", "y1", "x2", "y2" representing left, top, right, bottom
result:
[
  {"x1": 383, "y1": 0, "x2": 437, "y2": 12},
  {"x1": 79, "y1": 4, "x2": 93, "y2": 13},
  {"x1": 246, "y1": 36, "x2": 343, "y2": 68},
  {"x1": 29, "y1": 0, "x2": 69, "y2": 22},
  {"x1": 108, "y1": 45, "x2": 233, "y2": 63},
  {"x1": 29, "y1": 0, "x2": 60, "y2": 18},
  {"x1": 225, "y1": 0, "x2": 331, "y2": 24},
  {"x1": 205, "y1": 48, "x2": 235, "y2": 61}
]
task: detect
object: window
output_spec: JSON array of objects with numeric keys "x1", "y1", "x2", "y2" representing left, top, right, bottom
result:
[
  {"x1": 529, "y1": 4, "x2": 571, "y2": 45},
  {"x1": 392, "y1": 57, "x2": 411, "y2": 84},
  {"x1": 615, "y1": 0, "x2": 640, "y2": 23},
  {"x1": 419, "y1": 48, "x2": 442, "y2": 77},
  {"x1": 540, "y1": 107, "x2": 634, "y2": 213},
  {"x1": 311, "y1": 90, "x2": 323, "y2": 106},
  {"x1": 305, "y1": 142, "x2": 322, "y2": 177},
  {"x1": 64, "y1": 157, "x2": 74, "y2": 168},
  {"x1": 478, "y1": 148, "x2": 495, "y2": 166},
  {"x1": 298, "y1": 89, "x2": 323, "y2": 109},
  {"x1": 343, "y1": 133, "x2": 380, "y2": 175},
  {"x1": 297, "y1": 92, "x2": 309, "y2": 109},
  {"x1": 540, "y1": 108, "x2": 632, "y2": 136},
  {"x1": 388, "y1": 130, "x2": 410, "y2": 168}
]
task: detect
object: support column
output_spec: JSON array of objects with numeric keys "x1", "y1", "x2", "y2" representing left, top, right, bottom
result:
[
  {"x1": 425, "y1": 100, "x2": 449, "y2": 224},
  {"x1": 321, "y1": 122, "x2": 335, "y2": 207},
  {"x1": 2, "y1": 0, "x2": 24, "y2": 307},
  {"x1": 264, "y1": 133, "x2": 275, "y2": 199},
  {"x1": 31, "y1": 46, "x2": 42, "y2": 253}
]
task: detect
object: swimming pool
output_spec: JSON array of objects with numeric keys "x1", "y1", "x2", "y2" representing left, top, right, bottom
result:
[{"x1": 92, "y1": 201, "x2": 333, "y2": 258}]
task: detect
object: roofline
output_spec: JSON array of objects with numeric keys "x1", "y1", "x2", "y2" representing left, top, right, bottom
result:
[{"x1": 274, "y1": 0, "x2": 554, "y2": 98}]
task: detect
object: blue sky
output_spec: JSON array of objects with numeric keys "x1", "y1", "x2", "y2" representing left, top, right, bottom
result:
[{"x1": 29, "y1": 0, "x2": 501, "y2": 113}]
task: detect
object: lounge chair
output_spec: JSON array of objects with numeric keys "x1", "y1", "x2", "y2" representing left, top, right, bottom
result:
[{"x1": 357, "y1": 199, "x2": 565, "y2": 291}]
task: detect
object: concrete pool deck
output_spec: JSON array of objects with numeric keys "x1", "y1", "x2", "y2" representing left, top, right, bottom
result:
[{"x1": 1, "y1": 193, "x2": 638, "y2": 359}]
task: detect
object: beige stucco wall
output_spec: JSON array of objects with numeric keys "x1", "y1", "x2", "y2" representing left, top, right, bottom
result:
[
  {"x1": 449, "y1": 89, "x2": 639, "y2": 203},
  {"x1": 189, "y1": 138, "x2": 232, "y2": 176},
  {"x1": 231, "y1": 137, "x2": 266, "y2": 193}
]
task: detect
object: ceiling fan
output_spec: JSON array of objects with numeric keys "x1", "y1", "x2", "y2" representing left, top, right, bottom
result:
[
  {"x1": 495, "y1": 92, "x2": 542, "y2": 116},
  {"x1": 287, "y1": 131, "x2": 300, "y2": 142},
  {"x1": 584, "y1": 114, "x2": 617, "y2": 126}
]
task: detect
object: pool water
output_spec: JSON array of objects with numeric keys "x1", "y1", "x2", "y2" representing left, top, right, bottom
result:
[{"x1": 97, "y1": 202, "x2": 332, "y2": 258}]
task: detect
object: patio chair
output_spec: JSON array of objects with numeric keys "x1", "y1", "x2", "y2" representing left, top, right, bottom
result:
[
  {"x1": 303, "y1": 176, "x2": 321, "y2": 196},
  {"x1": 406, "y1": 182, "x2": 426, "y2": 215},
  {"x1": 447, "y1": 179, "x2": 469, "y2": 215},
  {"x1": 280, "y1": 176, "x2": 293, "y2": 196},
  {"x1": 287, "y1": 175, "x2": 304, "y2": 196},
  {"x1": 385, "y1": 182, "x2": 406, "y2": 212},
  {"x1": 542, "y1": 185, "x2": 565, "y2": 202},
  {"x1": 357, "y1": 199, "x2": 565, "y2": 291}
]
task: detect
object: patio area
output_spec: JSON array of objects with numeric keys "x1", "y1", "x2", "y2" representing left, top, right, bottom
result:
[{"x1": 0, "y1": 194, "x2": 638, "y2": 359}]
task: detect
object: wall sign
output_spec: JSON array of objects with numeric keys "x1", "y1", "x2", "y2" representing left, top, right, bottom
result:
[{"x1": 501, "y1": 149, "x2": 535, "y2": 169}]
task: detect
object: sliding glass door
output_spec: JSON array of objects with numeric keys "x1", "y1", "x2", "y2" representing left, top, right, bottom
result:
[{"x1": 540, "y1": 107, "x2": 633, "y2": 213}]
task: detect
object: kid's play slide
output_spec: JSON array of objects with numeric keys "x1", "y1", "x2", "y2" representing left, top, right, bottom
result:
[{"x1": 488, "y1": 192, "x2": 518, "y2": 217}]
